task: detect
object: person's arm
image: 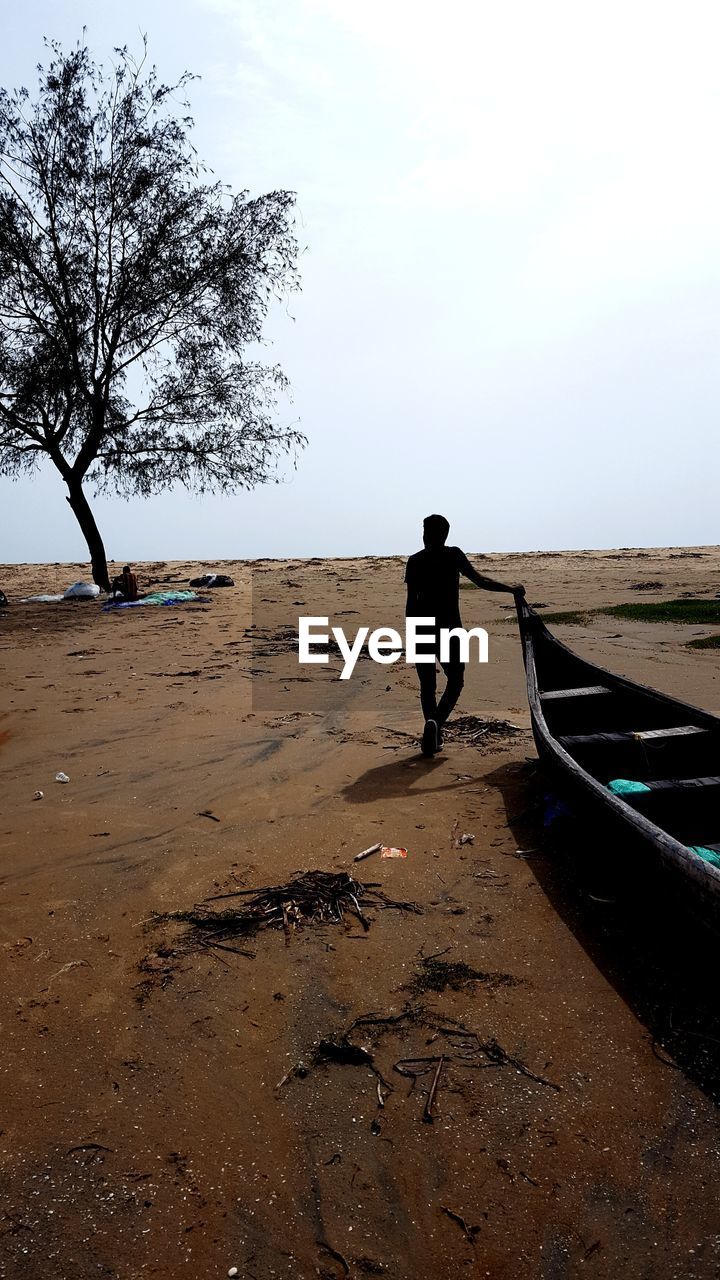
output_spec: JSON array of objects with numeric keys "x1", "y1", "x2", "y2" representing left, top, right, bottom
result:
[
  {"x1": 404, "y1": 560, "x2": 422, "y2": 614},
  {"x1": 457, "y1": 551, "x2": 524, "y2": 596}
]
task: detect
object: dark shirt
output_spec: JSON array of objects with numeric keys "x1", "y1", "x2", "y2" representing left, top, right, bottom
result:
[{"x1": 404, "y1": 546, "x2": 481, "y2": 629}]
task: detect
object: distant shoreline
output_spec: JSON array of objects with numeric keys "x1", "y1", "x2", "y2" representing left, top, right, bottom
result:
[{"x1": 2, "y1": 543, "x2": 719, "y2": 571}]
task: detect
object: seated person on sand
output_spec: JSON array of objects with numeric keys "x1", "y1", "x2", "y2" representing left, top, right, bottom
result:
[
  {"x1": 405, "y1": 514, "x2": 525, "y2": 757},
  {"x1": 111, "y1": 565, "x2": 139, "y2": 601}
]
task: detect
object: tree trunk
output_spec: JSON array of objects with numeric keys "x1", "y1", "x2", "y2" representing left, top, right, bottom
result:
[{"x1": 65, "y1": 481, "x2": 111, "y2": 591}]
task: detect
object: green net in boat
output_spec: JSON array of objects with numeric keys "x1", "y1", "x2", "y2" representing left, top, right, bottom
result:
[{"x1": 607, "y1": 779, "x2": 651, "y2": 796}]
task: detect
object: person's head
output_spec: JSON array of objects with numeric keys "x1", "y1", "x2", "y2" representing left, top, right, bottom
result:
[
  {"x1": 423, "y1": 514, "x2": 450, "y2": 549},
  {"x1": 123, "y1": 565, "x2": 131, "y2": 574}
]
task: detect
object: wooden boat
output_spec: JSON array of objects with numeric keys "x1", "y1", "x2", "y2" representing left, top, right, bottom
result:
[{"x1": 516, "y1": 599, "x2": 720, "y2": 914}]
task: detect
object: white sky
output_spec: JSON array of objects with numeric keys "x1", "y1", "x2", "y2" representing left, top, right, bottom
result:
[{"x1": 1, "y1": 0, "x2": 719, "y2": 562}]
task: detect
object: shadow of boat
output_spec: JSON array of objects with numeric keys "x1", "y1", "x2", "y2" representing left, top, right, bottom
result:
[{"x1": 487, "y1": 757, "x2": 720, "y2": 1105}]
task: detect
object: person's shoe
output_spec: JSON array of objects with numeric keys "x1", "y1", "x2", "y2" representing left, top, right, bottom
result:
[{"x1": 421, "y1": 719, "x2": 438, "y2": 757}]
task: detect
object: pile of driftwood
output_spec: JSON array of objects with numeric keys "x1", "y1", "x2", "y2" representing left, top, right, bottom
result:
[
  {"x1": 444, "y1": 715, "x2": 524, "y2": 745},
  {"x1": 161, "y1": 870, "x2": 421, "y2": 953}
]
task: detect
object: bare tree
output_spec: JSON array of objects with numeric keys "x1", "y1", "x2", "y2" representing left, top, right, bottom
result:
[{"x1": 0, "y1": 40, "x2": 304, "y2": 589}]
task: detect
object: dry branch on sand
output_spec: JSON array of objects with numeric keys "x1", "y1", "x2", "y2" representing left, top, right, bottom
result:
[
  {"x1": 443, "y1": 716, "x2": 525, "y2": 747},
  {"x1": 158, "y1": 870, "x2": 422, "y2": 952},
  {"x1": 292, "y1": 1005, "x2": 562, "y2": 1127}
]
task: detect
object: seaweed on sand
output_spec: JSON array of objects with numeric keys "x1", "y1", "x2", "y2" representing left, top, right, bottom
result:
[
  {"x1": 302, "y1": 1005, "x2": 562, "y2": 1117},
  {"x1": 408, "y1": 954, "x2": 519, "y2": 995},
  {"x1": 687, "y1": 634, "x2": 720, "y2": 650}
]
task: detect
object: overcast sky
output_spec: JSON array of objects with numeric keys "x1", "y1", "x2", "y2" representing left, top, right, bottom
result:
[{"x1": 1, "y1": 0, "x2": 719, "y2": 563}]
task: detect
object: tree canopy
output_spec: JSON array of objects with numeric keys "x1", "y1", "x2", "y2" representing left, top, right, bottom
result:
[{"x1": 0, "y1": 39, "x2": 304, "y2": 587}]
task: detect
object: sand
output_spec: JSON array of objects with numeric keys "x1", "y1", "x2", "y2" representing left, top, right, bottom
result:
[{"x1": 1, "y1": 547, "x2": 720, "y2": 1279}]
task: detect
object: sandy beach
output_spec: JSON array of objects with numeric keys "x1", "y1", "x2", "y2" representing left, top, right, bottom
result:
[{"x1": 1, "y1": 546, "x2": 720, "y2": 1279}]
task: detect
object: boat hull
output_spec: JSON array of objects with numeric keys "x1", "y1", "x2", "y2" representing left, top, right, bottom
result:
[{"x1": 516, "y1": 601, "x2": 720, "y2": 920}]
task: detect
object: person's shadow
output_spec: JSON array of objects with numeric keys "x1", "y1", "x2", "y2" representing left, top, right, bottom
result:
[
  {"x1": 487, "y1": 758, "x2": 720, "y2": 1105},
  {"x1": 342, "y1": 752, "x2": 487, "y2": 805}
]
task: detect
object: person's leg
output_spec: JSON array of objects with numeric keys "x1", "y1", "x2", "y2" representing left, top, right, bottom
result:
[
  {"x1": 436, "y1": 662, "x2": 464, "y2": 726},
  {"x1": 416, "y1": 659, "x2": 440, "y2": 755},
  {"x1": 436, "y1": 634, "x2": 465, "y2": 728},
  {"x1": 415, "y1": 659, "x2": 438, "y2": 722}
]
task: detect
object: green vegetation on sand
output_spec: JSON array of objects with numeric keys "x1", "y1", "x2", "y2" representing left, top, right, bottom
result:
[
  {"x1": 687, "y1": 634, "x2": 720, "y2": 650},
  {"x1": 603, "y1": 599, "x2": 720, "y2": 624},
  {"x1": 538, "y1": 599, "x2": 720, "y2": 626}
]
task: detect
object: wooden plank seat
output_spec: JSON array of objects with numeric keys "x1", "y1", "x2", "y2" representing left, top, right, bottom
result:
[
  {"x1": 540, "y1": 685, "x2": 611, "y2": 701},
  {"x1": 559, "y1": 725, "x2": 708, "y2": 748},
  {"x1": 641, "y1": 776, "x2": 720, "y2": 793}
]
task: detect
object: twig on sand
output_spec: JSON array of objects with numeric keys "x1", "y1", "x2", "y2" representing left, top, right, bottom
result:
[
  {"x1": 392, "y1": 1053, "x2": 447, "y2": 1119},
  {"x1": 423, "y1": 1055, "x2": 445, "y2": 1123},
  {"x1": 346, "y1": 1009, "x2": 418, "y2": 1036},
  {"x1": 393, "y1": 1055, "x2": 441, "y2": 1095},
  {"x1": 419, "y1": 945, "x2": 452, "y2": 962},
  {"x1": 205, "y1": 885, "x2": 276, "y2": 900},
  {"x1": 276, "y1": 1065, "x2": 302, "y2": 1091},
  {"x1": 201, "y1": 940, "x2": 255, "y2": 959},
  {"x1": 450, "y1": 821, "x2": 475, "y2": 849},
  {"x1": 352, "y1": 1008, "x2": 562, "y2": 1092},
  {"x1": 441, "y1": 1205, "x2": 479, "y2": 1244},
  {"x1": 479, "y1": 1038, "x2": 561, "y2": 1091}
]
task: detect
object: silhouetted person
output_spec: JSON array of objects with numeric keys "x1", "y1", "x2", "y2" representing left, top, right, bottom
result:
[
  {"x1": 111, "y1": 565, "x2": 139, "y2": 601},
  {"x1": 405, "y1": 515, "x2": 524, "y2": 756}
]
